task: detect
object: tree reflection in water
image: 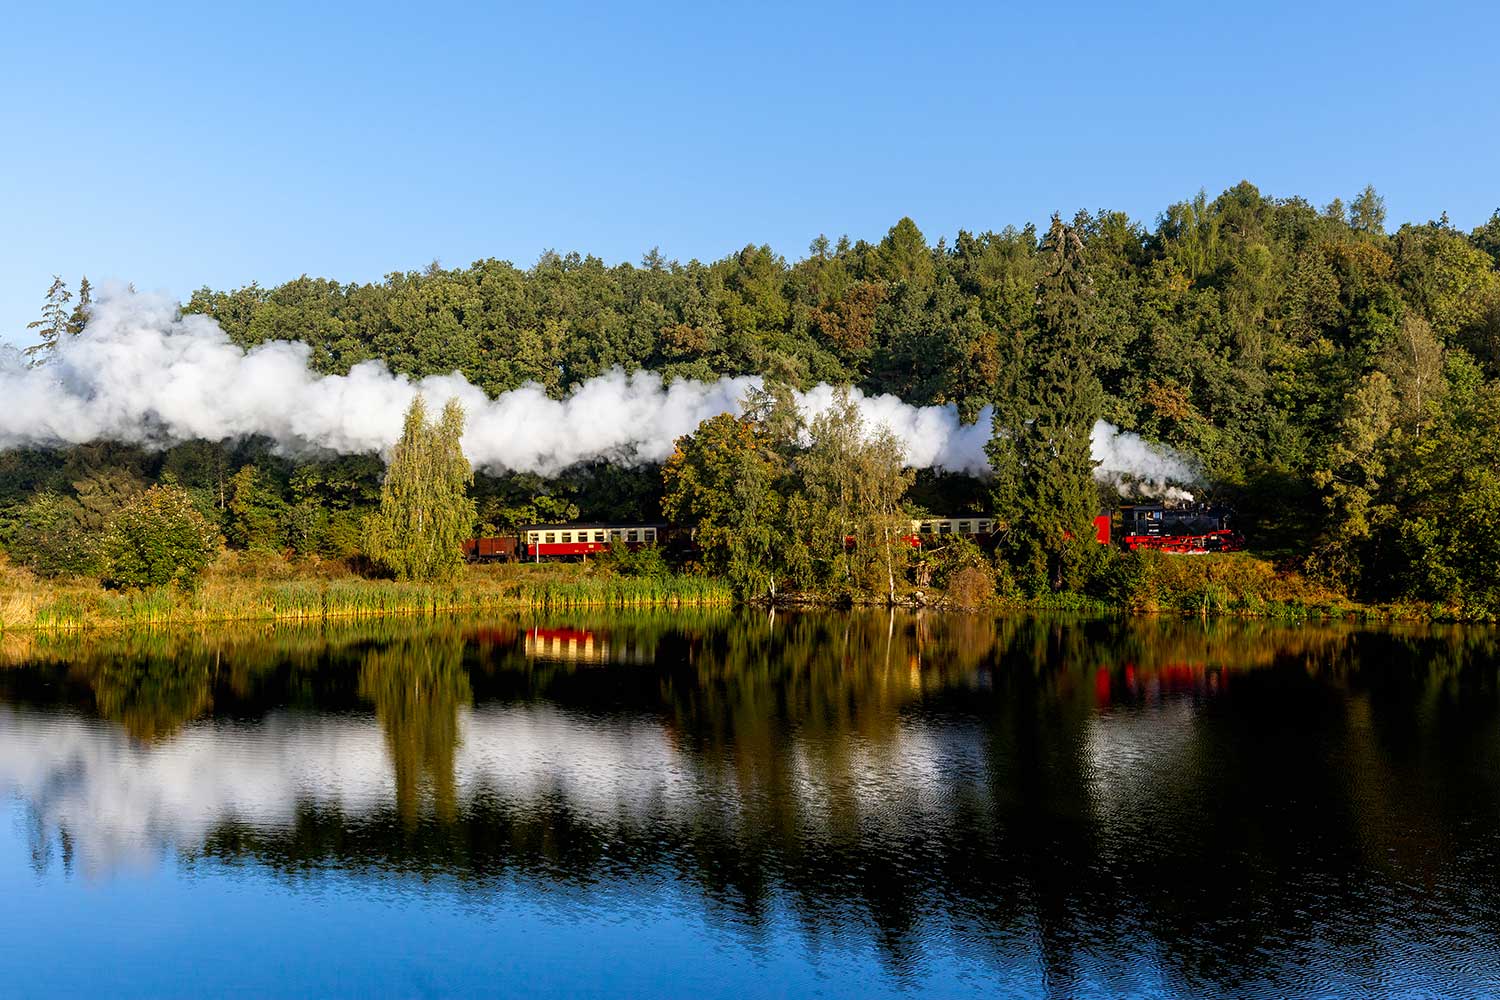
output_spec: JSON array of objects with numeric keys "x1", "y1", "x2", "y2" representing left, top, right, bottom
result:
[
  {"x1": 358, "y1": 633, "x2": 470, "y2": 827},
  {"x1": 3, "y1": 613, "x2": 1500, "y2": 995}
]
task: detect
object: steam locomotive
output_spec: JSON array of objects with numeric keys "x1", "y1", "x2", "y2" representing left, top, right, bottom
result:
[
  {"x1": 464, "y1": 503, "x2": 1244, "y2": 562},
  {"x1": 897, "y1": 505, "x2": 1242, "y2": 555},
  {"x1": 1113, "y1": 503, "x2": 1245, "y2": 554}
]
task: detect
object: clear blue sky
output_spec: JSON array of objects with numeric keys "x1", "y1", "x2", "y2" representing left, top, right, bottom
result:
[{"x1": 4, "y1": 0, "x2": 1498, "y2": 347}]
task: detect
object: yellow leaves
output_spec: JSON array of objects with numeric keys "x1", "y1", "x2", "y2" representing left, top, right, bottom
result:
[
  {"x1": 1325, "y1": 239, "x2": 1394, "y2": 283},
  {"x1": 661, "y1": 322, "x2": 710, "y2": 355},
  {"x1": 1143, "y1": 379, "x2": 1195, "y2": 423}
]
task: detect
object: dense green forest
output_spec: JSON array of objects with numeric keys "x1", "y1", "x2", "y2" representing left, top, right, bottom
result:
[{"x1": 7, "y1": 182, "x2": 1500, "y2": 613}]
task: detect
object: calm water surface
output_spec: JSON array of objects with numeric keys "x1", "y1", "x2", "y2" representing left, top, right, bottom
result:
[{"x1": 2, "y1": 611, "x2": 1499, "y2": 998}]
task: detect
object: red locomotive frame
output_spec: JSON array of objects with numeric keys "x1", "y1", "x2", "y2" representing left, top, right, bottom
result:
[{"x1": 1117, "y1": 504, "x2": 1245, "y2": 554}]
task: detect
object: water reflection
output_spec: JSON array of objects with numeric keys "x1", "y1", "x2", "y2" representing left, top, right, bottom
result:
[
  {"x1": 360, "y1": 633, "x2": 469, "y2": 826},
  {"x1": 3, "y1": 613, "x2": 1500, "y2": 997}
]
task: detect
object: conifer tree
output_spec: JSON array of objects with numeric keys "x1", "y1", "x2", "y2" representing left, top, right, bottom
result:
[
  {"x1": 23, "y1": 276, "x2": 72, "y2": 363},
  {"x1": 67, "y1": 276, "x2": 92, "y2": 336},
  {"x1": 991, "y1": 215, "x2": 1102, "y2": 591},
  {"x1": 364, "y1": 396, "x2": 476, "y2": 581}
]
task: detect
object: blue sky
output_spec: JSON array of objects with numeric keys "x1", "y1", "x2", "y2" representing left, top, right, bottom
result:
[{"x1": 4, "y1": 0, "x2": 1498, "y2": 347}]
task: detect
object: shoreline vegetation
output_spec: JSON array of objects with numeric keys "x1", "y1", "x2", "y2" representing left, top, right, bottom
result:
[
  {"x1": 0, "y1": 556, "x2": 734, "y2": 632},
  {"x1": 0, "y1": 548, "x2": 1488, "y2": 633},
  {"x1": 9, "y1": 188, "x2": 1500, "y2": 620}
]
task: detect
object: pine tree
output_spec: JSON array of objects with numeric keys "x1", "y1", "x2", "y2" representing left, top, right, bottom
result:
[
  {"x1": 364, "y1": 396, "x2": 477, "y2": 581},
  {"x1": 23, "y1": 276, "x2": 72, "y2": 363},
  {"x1": 992, "y1": 215, "x2": 1102, "y2": 591},
  {"x1": 67, "y1": 276, "x2": 92, "y2": 336}
]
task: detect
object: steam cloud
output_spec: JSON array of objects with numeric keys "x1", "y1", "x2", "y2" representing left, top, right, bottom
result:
[
  {"x1": 1091, "y1": 422, "x2": 1198, "y2": 501},
  {"x1": 2, "y1": 287, "x2": 1196, "y2": 493}
]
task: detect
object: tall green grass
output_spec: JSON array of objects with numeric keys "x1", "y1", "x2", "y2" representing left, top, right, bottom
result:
[{"x1": 0, "y1": 564, "x2": 734, "y2": 632}]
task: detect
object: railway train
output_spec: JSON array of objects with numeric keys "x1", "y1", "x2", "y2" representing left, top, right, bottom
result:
[
  {"x1": 1116, "y1": 503, "x2": 1244, "y2": 553},
  {"x1": 464, "y1": 523, "x2": 669, "y2": 562},
  {"x1": 464, "y1": 503, "x2": 1243, "y2": 562}
]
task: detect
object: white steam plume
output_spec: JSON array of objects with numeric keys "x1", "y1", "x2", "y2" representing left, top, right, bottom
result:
[
  {"x1": 2, "y1": 287, "x2": 1196, "y2": 491},
  {"x1": 1091, "y1": 421, "x2": 1199, "y2": 501}
]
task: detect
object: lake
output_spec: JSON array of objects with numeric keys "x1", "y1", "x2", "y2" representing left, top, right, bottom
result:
[{"x1": 2, "y1": 611, "x2": 1499, "y2": 998}]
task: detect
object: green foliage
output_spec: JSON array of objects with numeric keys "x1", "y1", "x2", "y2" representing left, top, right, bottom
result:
[
  {"x1": 993, "y1": 216, "x2": 1104, "y2": 593},
  {"x1": 23, "y1": 275, "x2": 72, "y2": 363},
  {"x1": 101, "y1": 484, "x2": 222, "y2": 590},
  {"x1": 363, "y1": 397, "x2": 477, "y2": 582},
  {"x1": 6, "y1": 182, "x2": 1500, "y2": 613},
  {"x1": 68, "y1": 276, "x2": 92, "y2": 336},
  {"x1": 664, "y1": 385, "x2": 914, "y2": 602},
  {"x1": 1386, "y1": 382, "x2": 1500, "y2": 610},
  {"x1": 286, "y1": 457, "x2": 383, "y2": 557},
  {"x1": 8, "y1": 491, "x2": 99, "y2": 578},
  {"x1": 603, "y1": 537, "x2": 671, "y2": 579},
  {"x1": 227, "y1": 465, "x2": 290, "y2": 550},
  {"x1": 923, "y1": 536, "x2": 1001, "y2": 608},
  {"x1": 662, "y1": 411, "x2": 790, "y2": 599},
  {"x1": 925, "y1": 535, "x2": 988, "y2": 590}
]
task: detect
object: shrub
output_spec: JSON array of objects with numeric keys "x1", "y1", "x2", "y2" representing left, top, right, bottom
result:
[
  {"x1": 603, "y1": 538, "x2": 672, "y2": 579},
  {"x1": 945, "y1": 564, "x2": 997, "y2": 608},
  {"x1": 102, "y1": 485, "x2": 222, "y2": 590},
  {"x1": 926, "y1": 535, "x2": 989, "y2": 590},
  {"x1": 6, "y1": 491, "x2": 101, "y2": 578}
]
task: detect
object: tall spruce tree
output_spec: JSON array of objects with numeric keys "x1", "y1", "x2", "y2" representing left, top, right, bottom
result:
[
  {"x1": 990, "y1": 215, "x2": 1102, "y2": 591},
  {"x1": 23, "y1": 276, "x2": 72, "y2": 363},
  {"x1": 364, "y1": 396, "x2": 476, "y2": 581},
  {"x1": 67, "y1": 276, "x2": 92, "y2": 336}
]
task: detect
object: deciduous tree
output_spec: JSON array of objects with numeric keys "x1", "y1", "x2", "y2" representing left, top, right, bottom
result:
[
  {"x1": 364, "y1": 397, "x2": 476, "y2": 581},
  {"x1": 102, "y1": 484, "x2": 222, "y2": 589}
]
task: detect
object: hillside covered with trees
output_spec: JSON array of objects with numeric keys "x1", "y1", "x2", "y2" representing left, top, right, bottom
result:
[{"x1": 7, "y1": 182, "x2": 1500, "y2": 615}]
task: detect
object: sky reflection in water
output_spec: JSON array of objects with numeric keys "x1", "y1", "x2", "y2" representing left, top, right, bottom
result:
[{"x1": 3, "y1": 612, "x2": 1500, "y2": 998}]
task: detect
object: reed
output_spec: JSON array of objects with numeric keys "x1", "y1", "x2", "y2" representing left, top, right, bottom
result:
[{"x1": 0, "y1": 558, "x2": 734, "y2": 633}]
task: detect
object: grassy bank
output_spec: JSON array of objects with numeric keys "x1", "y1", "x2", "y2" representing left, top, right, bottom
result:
[
  {"x1": 1, "y1": 550, "x2": 1489, "y2": 632},
  {"x1": 0, "y1": 555, "x2": 734, "y2": 632},
  {"x1": 997, "y1": 551, "x2": 1495, "y2": 623}
]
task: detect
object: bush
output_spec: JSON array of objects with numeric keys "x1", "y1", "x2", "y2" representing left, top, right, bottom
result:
[
  {"x1": 102, "y1": 485, "x2": 222, "y2": 590},
  {"x1": 603, "y1": 538, "x2": 672, "y2": 579},
  {"x1": 926, "y1": 535, "x2": 989, "y2": 590},
  {"x1": 6, "y1": 491, "x2": 101, "y2": 578},
  {"x1": 1093, "y1": 548, "x2": 1345, "y2": 616},
  {"x1": 945, "y1": 564, "x2": 997, "y2": 608}
]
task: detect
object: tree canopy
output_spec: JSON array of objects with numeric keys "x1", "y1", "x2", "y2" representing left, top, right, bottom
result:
[
  {"x1": 10, "y1": 182, "x2": 1500, "y2": 612},
  {"x1": 364, "y1": 397, "x2": 476, "y2": 582}
]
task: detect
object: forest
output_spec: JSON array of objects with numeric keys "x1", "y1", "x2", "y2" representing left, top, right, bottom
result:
[{"x1": 5, "y1": 181, "x2": 1500, "y2": 615}]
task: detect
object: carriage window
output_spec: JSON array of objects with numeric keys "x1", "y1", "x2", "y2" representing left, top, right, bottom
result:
[
  {"x1": 959, "y1": 522, "x2": 972, "y2": 533},
  {"x1": 920, "y1": 523, "x2": 933, "y2": 533},
  {"x1": 626, "y1": 529, "x2": 638, "y2": 542},
  {"x1": 560, "y1": 532, "x2": 572, "y2": 543},
  {"x1": 595, "y1": 531, "x2": 606, "y2": 542},
  {"x1": 544, "y1": 533, "x2": 556, "y2": 544},
  {"x1": 610, "y1": 529, "x2": 623, "y2": 540},
  {"x1": 939, "y1": 523, "x2": 951, "y2": 535},
  {"x1": 644, "y1": 528, "x2": 656, "y2": 541}
]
